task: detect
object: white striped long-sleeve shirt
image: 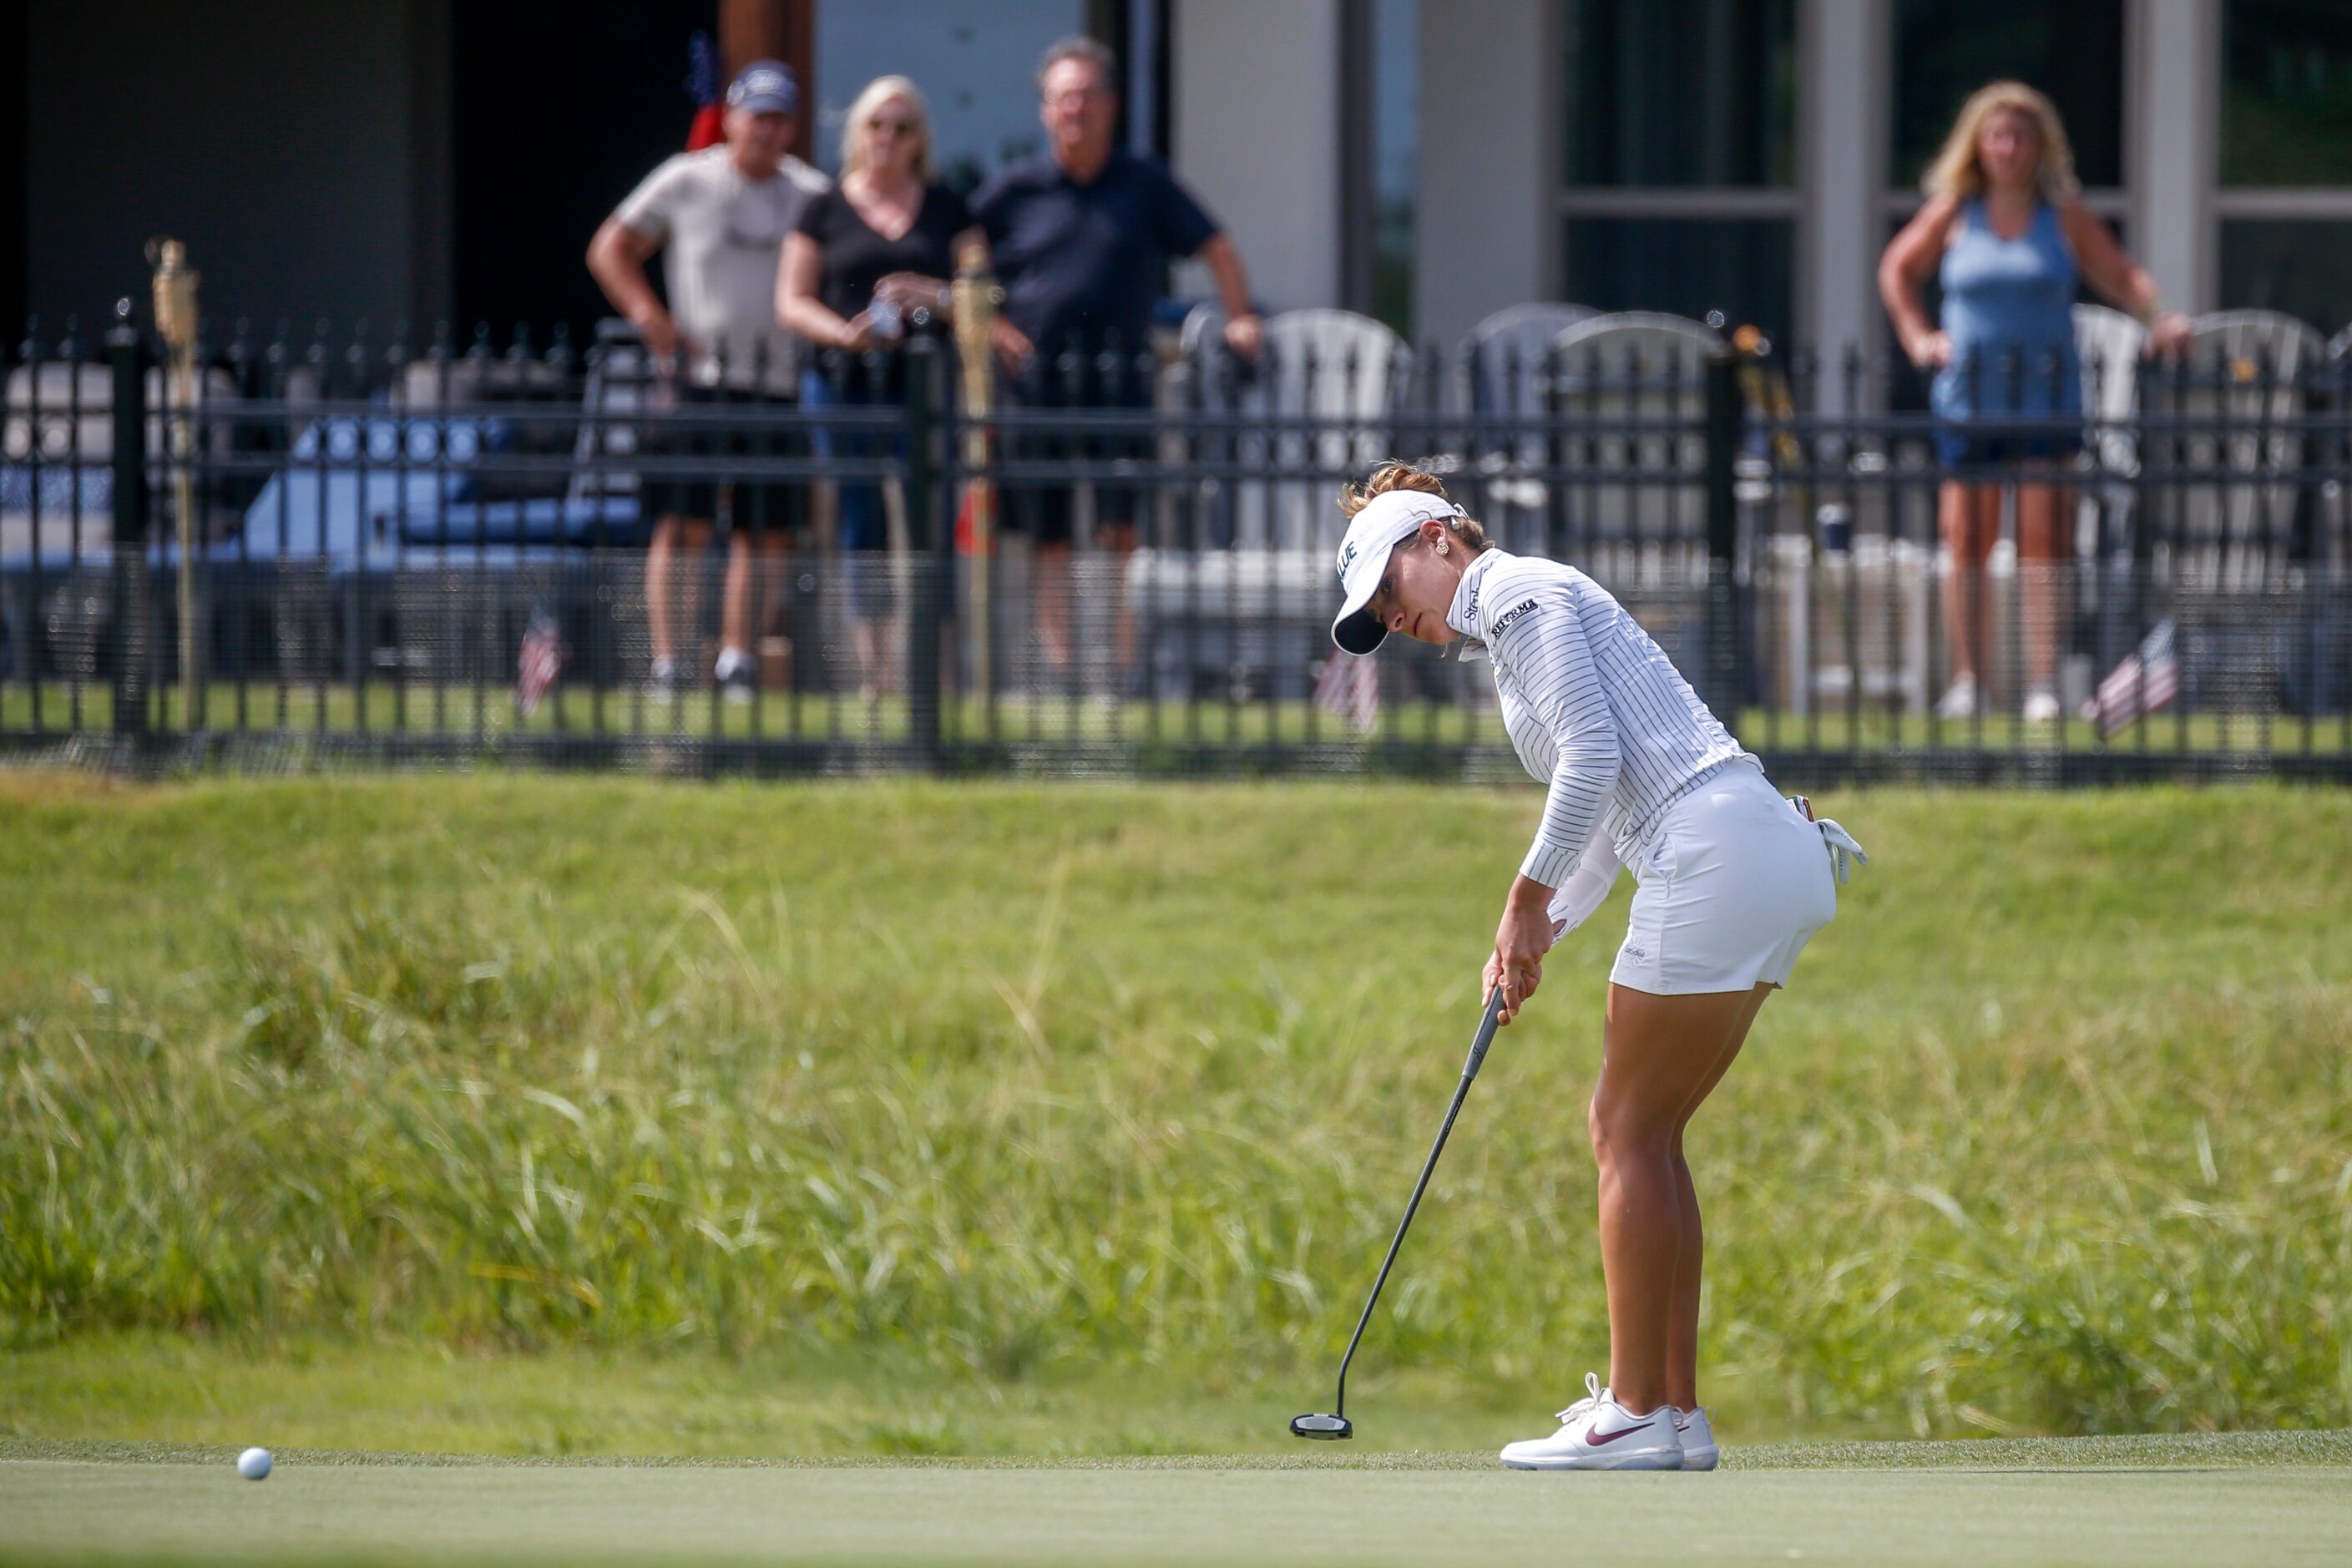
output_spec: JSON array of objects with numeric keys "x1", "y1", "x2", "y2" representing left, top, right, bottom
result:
[{"x1": 1447, "y1": 549, "x2": 1753, "y2": 889}]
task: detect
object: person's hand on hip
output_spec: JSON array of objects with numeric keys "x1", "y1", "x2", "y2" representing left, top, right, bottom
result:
[
  {"x1": 630, "y1": 307, "x2": 694, "y2": 371},
  {"x1": 1903, "y1": 328, "x2": 1952, "y2": 370}
]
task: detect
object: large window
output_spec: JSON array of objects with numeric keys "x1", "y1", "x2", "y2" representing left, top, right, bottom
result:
[
  {"x1": 2220, "y1": 221, "x2": 2352, "y2": 331},
  {"x1": 1889, "y1": 0, "x2": 2124, "y2": 191},
  {"x1": 1565, "y1": 220, "x2": 1793, "y2": 340},
  {"x1": 1560, "y1": 0, "x2": 1797, "y2": 343},
  {"x1": 1565, "y1": 0, "x2": 1795, "y2": 187},
  {"x1": 1372, "y1": 0, "x2": 1417, "y2": 338},
  {"x1": 2222, "y1": 0, "x2": 2352, "y2": 185},
  {"x1": 2218, "y1": 1, "x2": 2352, "y2": 333}
]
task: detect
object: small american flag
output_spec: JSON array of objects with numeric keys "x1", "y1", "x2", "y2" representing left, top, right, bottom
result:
[
  {"x1": 1313, "y1": 650, "x2": 1381, "y2": 736},
  {"x1": 2091, "y1": 616, "x2": 2178, "y2": 738},
  {"x1": 517, "y1": 608, "x2": 568, "y2": 716}
]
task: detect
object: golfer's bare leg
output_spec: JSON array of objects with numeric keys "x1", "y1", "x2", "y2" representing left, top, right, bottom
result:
[
  {"x1": 1665, "y1": 981, "x2": 1774, "y2": 1412},
  {"x1": 1590, "y1": 983, "x2": 1763, "y2": 1417}
]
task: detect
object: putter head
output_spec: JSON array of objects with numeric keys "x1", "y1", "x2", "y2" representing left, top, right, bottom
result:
[{"x1": 1290, "y1": 1413, "x2": 1352, "y2": 1440}]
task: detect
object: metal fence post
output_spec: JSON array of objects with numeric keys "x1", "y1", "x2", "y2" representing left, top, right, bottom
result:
[
  {"x1": 107, "y1": 300, "x2": 150, "y2": 736},
  {"x1": 1702, "y1": 344, "x2": 1743, "y2": 729},
  {"x1": 903, "y1": 333, "x2": 943, "y2": 768}
]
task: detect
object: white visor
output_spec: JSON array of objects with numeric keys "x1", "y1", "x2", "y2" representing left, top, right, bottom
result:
[{"x1": 1329, "y1": 490, "x2": 1465, "y2": 655}]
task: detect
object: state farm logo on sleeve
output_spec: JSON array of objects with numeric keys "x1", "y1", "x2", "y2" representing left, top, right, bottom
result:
[{"x1": 1490, "y1": 598, "x2": 1539, "y2": 636}]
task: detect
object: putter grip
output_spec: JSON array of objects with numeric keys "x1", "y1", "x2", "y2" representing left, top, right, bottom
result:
[{"x1": 1461, "y1": 986, "x2": 1506, "y2": 1080}]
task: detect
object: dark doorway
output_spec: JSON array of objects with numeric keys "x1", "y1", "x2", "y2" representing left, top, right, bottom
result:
[
  {"x1": 2, "y1": 5, "x2": 25, "y2": 335},
  {"x1": 453, "y1": 0, "x2": 719, "y2": 336}
]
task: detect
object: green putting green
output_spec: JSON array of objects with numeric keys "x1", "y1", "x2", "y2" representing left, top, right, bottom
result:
[{"x1": 3, "y1": 1433, "x2": 2349, "y2": 1566}]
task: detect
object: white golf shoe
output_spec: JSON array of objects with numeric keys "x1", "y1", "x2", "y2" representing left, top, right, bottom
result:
[
  {"x1": 1674, "y1": 1406, "x2": 1719, "y2": 1470},
  {"x1": 1499, "y1": 1373, "x2": 1683, "y2": 1470}
]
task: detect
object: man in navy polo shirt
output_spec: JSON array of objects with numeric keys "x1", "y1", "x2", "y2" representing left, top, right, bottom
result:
[{"x1": 973, "y1": 35, "x2": 1262, "y2": 679}]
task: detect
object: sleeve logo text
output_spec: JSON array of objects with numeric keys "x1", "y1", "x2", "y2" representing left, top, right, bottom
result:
[{"x1": 1490, "y1": 598, "x2": 1539, "y2": 635}]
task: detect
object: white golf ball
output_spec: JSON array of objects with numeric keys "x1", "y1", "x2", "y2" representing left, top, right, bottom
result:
[{"x1": 237, "y1": 1446, "x2": 272, "y2": 1480}]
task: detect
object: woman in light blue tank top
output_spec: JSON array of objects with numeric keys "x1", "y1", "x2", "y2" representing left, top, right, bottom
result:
[
  {"x1": 1934, "y1": 198, "x2": 2081, "y2": 457},
  {"x1": 1879, "y1": 82, "x2": 2190, "y2": 724}
]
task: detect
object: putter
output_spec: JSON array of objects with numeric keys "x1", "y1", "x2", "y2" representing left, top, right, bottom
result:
[{"x1": 1292, "y1": 985, "x2": 1507, "y2": 1440}]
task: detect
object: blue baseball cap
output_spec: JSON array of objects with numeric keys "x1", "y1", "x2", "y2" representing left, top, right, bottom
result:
[{"x1": 726, "y1": 61, "x2": 798, "y2": 116}]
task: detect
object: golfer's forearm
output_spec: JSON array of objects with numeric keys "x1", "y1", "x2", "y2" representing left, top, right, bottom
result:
[
  {"x1": 1523, "y1": 742, "x2": 1616, "y2": 888},
  {"x1": 1506, "y1": 873, "x2": 1555, "y2": 912}
]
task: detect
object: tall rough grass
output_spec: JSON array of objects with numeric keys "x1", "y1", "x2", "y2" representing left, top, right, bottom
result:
[{"x1": 2, "y1": 778, "x2": 2347, "y2": 1439}]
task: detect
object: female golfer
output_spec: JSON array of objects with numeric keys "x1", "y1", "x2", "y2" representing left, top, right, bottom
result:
[{"x1": 1328, "y1": 463, "x2": 1864, "y2": 1471}]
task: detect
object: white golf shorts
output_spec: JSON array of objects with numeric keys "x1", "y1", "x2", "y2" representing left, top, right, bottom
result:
[{"x1": 1609, "y1": 761, "x2": 1838, "y2": 995}]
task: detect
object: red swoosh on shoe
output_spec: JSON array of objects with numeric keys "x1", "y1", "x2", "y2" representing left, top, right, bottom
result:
[{"x1": 1588, "y1": 1422, "x2": 1655, "y2": 1446}]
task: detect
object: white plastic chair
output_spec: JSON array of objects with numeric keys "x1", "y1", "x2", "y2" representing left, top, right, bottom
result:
[
  {"x1": 1546, "y1": 313, "x2": 1722, "y2": 589},
  {"x1": 1440, "y1": 304, "x2": 1602, "y2": 522},
  {"x1": 1202, "y1": 308, "x2": 1411, "y2": 553},
  {"x1": 2145, "y1": 310, "x2": 2329, "y2": 592},
  {"x1": 1456, "y1": 302, "x2": 1601, "y2": 422},
  {"x1": 1176, "y1": 301, "x2": 1227, "y2": 364},
  {"x1": 2073, "y1": 303, "x2": 2147, "y2": 476}
]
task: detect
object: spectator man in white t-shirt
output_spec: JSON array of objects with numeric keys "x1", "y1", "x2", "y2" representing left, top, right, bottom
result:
[{"x1": 588, "y1": 61, "x2": 829, "y2": 701}]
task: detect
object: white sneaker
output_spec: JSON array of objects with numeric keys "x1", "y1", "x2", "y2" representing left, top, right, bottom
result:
[
  {"x1": 2022, "y1": 687, "x2": 2061, "y2": 724},
  {"x1": 1935, "y1": 672, "x2": 1979, "y2": 720},
  {"x1": 714, "y1": 647, "x2": 754, "y2": 706},
  {"x1": 1499, "y1": 1373, "x2": 1683, "y2": 1471},
  {"x1": 1674, "y1": 1406, "x2": 1718, "y2": 1471}
]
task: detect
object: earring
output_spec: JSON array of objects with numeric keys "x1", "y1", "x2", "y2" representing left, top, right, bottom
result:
[{"x1": 1435, "y1": 541, "x2": 1449, "y2": 556}]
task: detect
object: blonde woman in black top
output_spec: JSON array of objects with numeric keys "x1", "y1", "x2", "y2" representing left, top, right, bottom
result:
[{"x1": 778, "y1": 75, "x2": 979, "y2": 700}]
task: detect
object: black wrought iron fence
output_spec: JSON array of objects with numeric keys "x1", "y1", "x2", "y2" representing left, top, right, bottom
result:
[{"x1": 4, "y1": 303, "x2": 2348, "y2": 781}]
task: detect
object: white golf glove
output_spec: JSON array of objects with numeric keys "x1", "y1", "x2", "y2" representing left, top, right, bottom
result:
[
  {"x1": 1816, "y1": 818, "x2": 1870, "y2": 884},
  {"x1": 1789, "y1": 794, "x2": 1871, "y2": 885},
  {"x1": 1544, "y1": 839, "x2": 1622, "y2": 950}
]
